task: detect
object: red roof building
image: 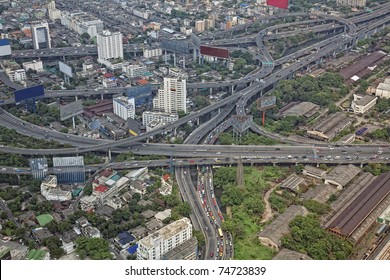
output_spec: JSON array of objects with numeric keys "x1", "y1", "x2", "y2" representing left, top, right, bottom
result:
[{"x1": 94, "y1": 185, "x2": 109, "y2": 193}]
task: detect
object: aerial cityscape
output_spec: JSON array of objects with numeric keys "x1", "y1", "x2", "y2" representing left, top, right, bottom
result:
[{"x1": 0, "y1": 0, "x2": 390, "y2": 262}]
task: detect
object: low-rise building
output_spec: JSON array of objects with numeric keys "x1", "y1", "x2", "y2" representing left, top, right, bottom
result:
[
  {"x1": 61, "y1": 230, "x2": 79, "y2": 254},
  {"x1": 258, "y1": 205, "x2": 308, "y2": 250},
  {"x1": 280, "y1": 174, "x2": 305, "y2": 193},
  {"x1": 25, "y1": 249, "x2": 50, "y2": 260},
  {"x1": 6, "y1": 68, "x2": 26, "y2": 82},
  {"x1": 307, "y1": 112, "x2": 353, "y2": 141},
  {"x1": 142, "y1": 111, "x2": 178, "y2": 126},
  {"x1": 143, "y1": 47, "x2": 162, "y2": 59},
  {"x1": 40, "y1": 175, "x2": 72, "y2": 202},
  {"x1": 137, "y1": 218, "x2": 192, "y2": 260},
  {"x1": 303, "y1": 183, "x2": 338, "y2": 204},
  {"x1": 375, "y1": 78, "x2": 390, "y2": 99},
  {"x1": 324, "y1": 164, "x2": 361, "y2": 190},
  {"x1": 351, "y1": 94, "x2": 377, "y2": 114},
  {"x1": 22, "y1": 60, "x2": 43, "y2": 72},
  {"x1": 80, "y1": 195, "x2": 98, "y2": 212},
  {"x1": 302, "y1": 165, "x2": 327, "y2": 180},
  {"x1": 124, "y1": 64, "x2": 147, "y2": 78},
  {"x1": 272, "y1": 248, "x2": 312, "y2": 260},
  {"x1": 155, "y1": 209, "x2": 172, "y2": 221},
  {"x1": 114, "y1": 232, "x2": 136, "y2": 249}
]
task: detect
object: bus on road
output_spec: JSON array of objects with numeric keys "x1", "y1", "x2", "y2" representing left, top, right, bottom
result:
[{"x1": 218, "y1": 228, "x2": 223, "y2": 238}]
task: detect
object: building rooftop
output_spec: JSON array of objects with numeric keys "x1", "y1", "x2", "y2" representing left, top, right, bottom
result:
[
  {"x1": 281, "y1": 102, "x2": 320, "y2": 118},
  {"x1": 141, "y1": 209, "x2": 157, "y2": 220},
  {"x1": 326, "y1": 172, "x2": 390, "y2": 238},
  {"x1": 36, "y1": 214, "x2": 54, "y2": 227},
  {"x1": 25, "y1": 249, "x2": 48, "y2": 260},
  {"x1": 258, "y1": 205, "x2": 308, "y2": 248},
  {"x1": 354, "y1": 95, "x2": 377, "y2": 106},
  {"x1": 303, "y1": 165, "x2": 327, "y2": 178},
  {"x1": 139, "y1": 218, "x2": 191, "y2": 249},
  {"x1": 303, "y1": 183, "x2": 338, "y2": 204},
  {"x1": 339, "y1": 51, "x2": 386, "y2": 81},
  {"x1": 325, "y1": 164, "x2": 361, "y2": 188},
  {"x1": 272, "y1": 248, "x2": 312, "y2": 260},
  {"x1": 280, "y1": 174, "x2": 305, "y2": 192},
  {"x1": 162, "y1": 237, "x2": 198, "y2": 260}
]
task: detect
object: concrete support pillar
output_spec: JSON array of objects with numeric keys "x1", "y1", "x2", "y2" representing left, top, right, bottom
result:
[
  {"x1": 231, "y1": 85, "x2": 234, "y2": 94},
  {"x1": 72, "y1": 116, "x2": 76, "y2": 130},
  {"x1": 197, "y1": 118, "x2": 200, "y2": 126},
  {"x1": 182, "y1": 56, "x2": 185, "y2": 69},
  {"x1": 101, "y1": 94, "x2": 104, "y2": 100},
  {"x1": 174, "y1": 127, "x2": 177, "y2": 136},
  {"x1": 193, "y1": 49, "x2": 197, "y2": 60},
  {"x1": 173, "y1": 53, "x2": 176, "y2": 67},
  {"x1": 218, "y1": 108, "x2": 221, "y2": 114},
  {"x1": 75, "y1": 95, "x2": 78, "y2": 101},
  {"x1": 165, "y1": 50, "x2": 168, "y2": 64},
  {"x1": 108, "y1": 149, "x2": 112, "y2": 160},
  {"x1": 360, "y1": 163, "x2": 363, "y2": 168},
  {"x1": 316, "y1": 163, "x2": 319, "y2": 168},
  {"x1": 146, "y1": 138, "x2": 150, "y2": 143}
]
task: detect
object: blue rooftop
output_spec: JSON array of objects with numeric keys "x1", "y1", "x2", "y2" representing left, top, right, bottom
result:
[
  {"x1": 110, "y1": 174, "x2": 121, "y2": 181},
  {"x1": 127, "y1": 244, "x2": 138, "y2": 254},
  {"x1": 118, "y1": 232, "x2": 136, "y2": 245}
]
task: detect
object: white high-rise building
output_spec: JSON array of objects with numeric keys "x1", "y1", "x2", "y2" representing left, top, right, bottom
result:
[
  {"x1": 97, "y1": 30, "x2": 123, "y2": 62},
  {"x1": 137, "y1": 218, "x2": 192, "y2": 260},
  {"x1": 153, "y1": 77, "x2": 187, "y2": 114},
  {"x1": 113, "y1": 96, "x2": 135, "y2": 120},
  {"x1": 31, "y1": 22, "x2": 51, "y2": 49}
]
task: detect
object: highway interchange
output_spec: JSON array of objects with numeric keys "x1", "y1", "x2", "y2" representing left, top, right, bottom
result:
[{"x1": 0, "y1": 4, "x2": 390, "y2": 260}]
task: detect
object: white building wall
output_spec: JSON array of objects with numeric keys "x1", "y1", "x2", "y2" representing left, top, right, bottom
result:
[
  {"x1": 153, "y1": 77, "x2": 187, "y2": 114},
  {"x1": 113, "y1": 96, "x2": 135, "y2": 120}
]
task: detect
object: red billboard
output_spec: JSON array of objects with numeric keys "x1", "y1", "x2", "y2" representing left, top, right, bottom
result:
[
  {"x1": 200, "y1": 45, "x2": 229, "y2": 59},
  {"x1": 267, "y1": 0, "x2": 289, "y2": 10}
]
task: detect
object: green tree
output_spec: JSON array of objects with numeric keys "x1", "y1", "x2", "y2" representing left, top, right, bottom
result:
[{"x1": 75, "y1": 237, "x2": 113, "y2": 260}]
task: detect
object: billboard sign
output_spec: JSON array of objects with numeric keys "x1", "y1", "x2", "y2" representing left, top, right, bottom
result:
[
  {"x1": 14, "y1": 85, "x2": 45, "y2": 103},
  {"x1": 60, "y1": 100, "x2": 83, "y2": 121},
  {"x1": 191, "y1": 33, "x2": 201, "y2": 49},
  {"x1": 200, "y1": 45, "x2": 229, "y2": 59},
  {"x1": 257, "y1": 96, "x2": 276, "y2": 111},
  {"x1": 267, "y1": 0, "x2": 289, "y2": 10},
  {"x1": 160, "y1": 39, "x2": 190, "y2": 54},
  {"x1": 0, "y1": 39, "x2": 11, "y2": 56},
  {"x1": 59, "y1": 61, "x2": 73, "y2": 78}
]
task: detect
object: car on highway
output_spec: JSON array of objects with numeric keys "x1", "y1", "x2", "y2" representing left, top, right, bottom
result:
[{"x1": 210, "y1": 252, "x2": 214, "y2": 257}]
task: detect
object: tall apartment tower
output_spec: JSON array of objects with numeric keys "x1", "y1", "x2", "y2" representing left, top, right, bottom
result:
[
  {"x1": 97, "y1": 30, "x2": 123, "y2": 61},
  {"x1": 137, "y1": 218, "x2": 193, "y2": 260},
  {"x1": 31, "y1": 22, "x2": 51, "y2": 49},
  {"x1": 153, "y1": 77, "x2": 187, "y2": 114}
]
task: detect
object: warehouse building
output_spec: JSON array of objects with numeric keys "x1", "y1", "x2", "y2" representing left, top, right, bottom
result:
[
  {"x1": 272, "y1": 248, "x2": 312, "y2": 260},
  {"x1": 302, "y1": 165, "x2": 327, "y2": 180},
  {"x1": 324, "y1": 164, "x2": 361, "y2": 190},
  {"x1": 303, "y1": 183, "x2": 338, "y2": 204},
  {"x1": 323, "y1": 172, "x2": 375, "y2": 223},
  {"x1": 307, "y1": 112, "x2": 353, "y2": 141},
  {"x1": 258, "y1": 205, "x2": 308, "y2": 251},
  {"x1": 280, "y1": 174, "x2": 305, "y2": 193},
  {"x1": 326, "y1": 172, "x2": 390, "y2": 242},
  {"x1": 280, "y1": 102, "x2": 320, "y2": 118}
]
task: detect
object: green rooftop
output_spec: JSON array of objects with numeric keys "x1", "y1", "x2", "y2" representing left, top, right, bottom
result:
[
  {"x1": 36, "y1": 214, "x2": 54, "y2": 227},
  {"x1": 26, "y1": 249, "x2": 47, "y2": 260}
]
